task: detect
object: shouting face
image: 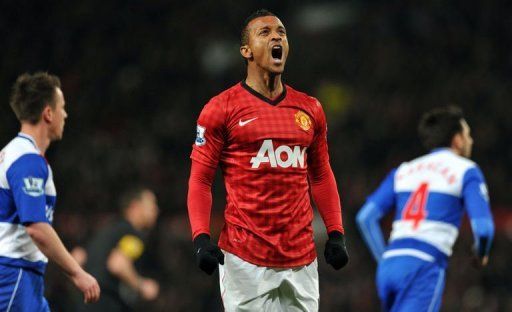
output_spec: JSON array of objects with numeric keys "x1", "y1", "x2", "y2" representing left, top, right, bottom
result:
[{"x1": 241, "y1": 15, "x2": 289, "y2": 74}]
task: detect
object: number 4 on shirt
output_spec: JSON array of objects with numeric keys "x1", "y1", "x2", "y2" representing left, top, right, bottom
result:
[{"x1": 402, "y1": 183, "x2": 429, "y2": 229}]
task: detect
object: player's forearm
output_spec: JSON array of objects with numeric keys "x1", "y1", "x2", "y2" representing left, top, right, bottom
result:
[
  {"x1": 470, "y1": 217, "x2": 495, "y2": 258},
  {"x1": 187, "y1": 160, "x2": 216, "y2": 239},
  {"x1": 463, "y1": 175, "x2": 495, "y2": 258},
  {"x1": 356, "y1": 202, "x2": 387, "y2": 262},
  {"x1": 309, "y1": 162, "x2": 344, "y2": 234},
  {"x1": 25, "y1": 222, "x2": 82, "y2": 277},
  {"x1": 107, "y1": 250, "x2": 142, "y2": 291}
]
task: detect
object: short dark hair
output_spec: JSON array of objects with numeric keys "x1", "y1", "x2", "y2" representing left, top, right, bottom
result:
[
  {"x1": 241, "y1": 9, "x2": 277, "y2": 46},
  {"x1": 9, "y1": 72, "x2": 61, "y2": 124},
  {"x1": 418, "y1": 106, "x2": 465, "y2": 150},
  {"x1": 119, "y1": 187, "x2": 149, "y2": 212}
]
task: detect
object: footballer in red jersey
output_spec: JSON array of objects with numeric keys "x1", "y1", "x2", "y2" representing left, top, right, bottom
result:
[{"x1": 187, "y1": 9, "x2": 348, "y2": 311}]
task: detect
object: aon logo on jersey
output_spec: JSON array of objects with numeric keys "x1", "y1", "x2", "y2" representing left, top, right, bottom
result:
[{"x1": 250, "y1": 139, "x2": 307, "y2": 169}]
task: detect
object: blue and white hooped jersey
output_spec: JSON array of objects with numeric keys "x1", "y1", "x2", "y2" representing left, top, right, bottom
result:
[
  {"x1": 357, "y1": 148, "x2": 494, "y2": 267},
  {"x1": 0, "y1": 133, "x2": 56, "y2": 274}
]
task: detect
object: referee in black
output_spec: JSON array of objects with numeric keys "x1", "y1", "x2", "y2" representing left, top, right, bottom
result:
[{"x1": 81, "y1": 187, "x2": 160, "y2": 311}]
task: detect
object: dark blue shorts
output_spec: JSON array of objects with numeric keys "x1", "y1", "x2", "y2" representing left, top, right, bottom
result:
[
  {"x1": 377, "y1": 256, "x2": 445, "y2": 312},
  {"x1": 0, "y1": 265, "x2": 49, "y2": 312}
]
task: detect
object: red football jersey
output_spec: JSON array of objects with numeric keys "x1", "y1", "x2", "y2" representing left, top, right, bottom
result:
[{"x1": 191, "y1": 81, "x2": 340, "y2": 267}]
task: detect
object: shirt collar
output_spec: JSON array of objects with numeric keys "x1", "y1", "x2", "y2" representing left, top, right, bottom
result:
[
  {"x1": 430, "y1": 147, "x2": 452, "y2": 154},
  {"x1": 240, "y1": 80, "x2": 287, "y2": 106},
  {"x1": 17, "y1": 132, "x2": 40, "y2": 152}
]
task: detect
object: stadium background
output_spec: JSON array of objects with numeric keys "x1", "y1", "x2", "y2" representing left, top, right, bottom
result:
[{"x1": 1, "y1": 1, "x2": 511, "y2": 311}]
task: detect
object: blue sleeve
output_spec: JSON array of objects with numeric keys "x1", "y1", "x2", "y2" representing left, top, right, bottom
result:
[
  {"x1": 462, "y1": 166, "x2": 494, "y2": 257},
  {"x1": 6, "y1": 154, "x2": 50, "y2": 224},
  {"x1": 356, "y1": 169, "x2": 396, "y2": 262},
  {"x1": 367, "y1": 169, "x2": 397, "y2": 210}
]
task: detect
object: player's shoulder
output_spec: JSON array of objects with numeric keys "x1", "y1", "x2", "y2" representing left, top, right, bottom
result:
[
  {"x1": 1, "y1": 135, "x2": 43, "y2": 171},
  {"x1": 197, "y1": 83, "x2": 246, "y2": 122},
  {"x1": 207, "y1": 82, "x2": 246, "y2": 107},
  {"x1": 285, "y1": 84, "x2": 320, "y2": 107},
  {"x1": 428, "y1": 149, "x2": 476, "y2": 171},
  {"x1": 397, "y1": 149, "x2": 477, "y2": 177},
  {"x1": 113, "y1": 219, "x2": 143, "y2": 241},
  {"x1": 448, "y1": 151, "x2": 477, "y2": 170},
  {"x1": 284, "y1": 84, "x2": 324, "y2": 122}
]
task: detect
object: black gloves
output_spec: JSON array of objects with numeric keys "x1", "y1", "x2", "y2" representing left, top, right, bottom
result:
[
  {"x1": 194, "y1": 232, "x2": 347, "y2": 273},
  {"x1": 193, "y1": 234, "x2": 224, "y2": 275},
  {"x1": 324, "y1": 231, "x2": 349, "y2": 270}
]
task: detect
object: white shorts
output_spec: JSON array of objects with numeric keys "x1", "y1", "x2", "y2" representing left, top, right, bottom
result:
[{"x1": 219, "y1": 251, "x2": 319, "y2": 312}]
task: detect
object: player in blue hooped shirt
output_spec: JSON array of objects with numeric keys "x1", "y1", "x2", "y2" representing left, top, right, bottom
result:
[
  {"x1": 0, "y1": 72, "x2": 100, "y2": 311},
  {"x1": 356, "y1": 106, "x2": 494, "y2": 312}
]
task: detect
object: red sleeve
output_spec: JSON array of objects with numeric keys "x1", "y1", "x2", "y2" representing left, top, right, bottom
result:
[
  {"x1": 188, "y1": 96, "x2": 226, "y2": 239},
  {"x1": 308, "y1": 99, "x2": 344, "y2": 234},
  {"x1": 190, "y1": 96, "x2": 226, "y2": 168},
  {"x1": 187, "y1": 160, "x2": 217, "y2": 239},
  {"x1": 307, "y1": 98, "x2": 330, "y2": 170}
]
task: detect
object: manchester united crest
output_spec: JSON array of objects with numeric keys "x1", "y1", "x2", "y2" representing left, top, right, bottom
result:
[{"x1": 295, "y1": 110, "x2": 312, "y2": 131}]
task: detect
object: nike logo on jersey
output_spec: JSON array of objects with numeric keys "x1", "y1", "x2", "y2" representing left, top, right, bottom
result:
[{"x1": 239, "y1": 117, "x2": 258, "y2": 127}]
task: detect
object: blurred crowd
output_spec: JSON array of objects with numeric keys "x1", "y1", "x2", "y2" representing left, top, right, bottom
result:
[{"x1": 0, "y1": 1, "x2": 510, "y2": 311}]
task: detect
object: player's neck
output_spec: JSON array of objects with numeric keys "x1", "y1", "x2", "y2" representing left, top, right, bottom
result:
[
  {"x1": 125, "y1": 213, "x2": 145, "y2": 231},
  {"x1": 245, "y1": 69, "x2": 283, "y2": 99},
  {"x1": 20, "y1": 123, "x2": 51, "y2": 154},
  {"x1": 449, "y1": 147, "x2": 460, "y2": 156}
]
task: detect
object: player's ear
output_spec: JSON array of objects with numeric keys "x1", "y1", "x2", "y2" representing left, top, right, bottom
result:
[
  {"x1": 451, "y1": 132, "x2": 463, "y2": 151},
  {"x1": 240, "y1": 45, "x2": 253, "y2": 61},
  {"x1": 42, "y1": 105, "x2": 53, "y2": 124}
]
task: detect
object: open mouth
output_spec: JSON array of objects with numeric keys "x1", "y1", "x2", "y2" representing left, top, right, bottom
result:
[{"x1": 271, "y1": 45, "x2": 283, "y2": 61}]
